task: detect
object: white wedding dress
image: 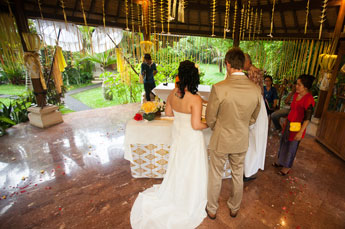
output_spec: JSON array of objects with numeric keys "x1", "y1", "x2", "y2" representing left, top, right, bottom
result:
[
  {"x1": 244, "y1": 97, "x2": 268, "y2": 177},
  {"x1": 130, "y1": 110, "x2": 208, "y2": 229}
]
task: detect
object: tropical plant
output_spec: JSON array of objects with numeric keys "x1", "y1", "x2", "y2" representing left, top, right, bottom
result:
[
  {"x1": 82, "y1": 50, "x2": 117, "y2": 70},
  {"x1": 78, "y1": 26, "x2": 95, "y2": 53},
  {"x1": 0, "y1": 91, "x2": 35, "y2": 136},
  {"x1": 0, "y1": 63, "x2": 25, "y2": 84}
]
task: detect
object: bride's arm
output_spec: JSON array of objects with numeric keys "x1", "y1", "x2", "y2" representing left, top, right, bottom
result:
[
  {"x1": 191, "y1": 96, "x2": 208, "y2": 130},
  {"x1": 165, "y1": 91, "x2": 174, "y2": 117}
]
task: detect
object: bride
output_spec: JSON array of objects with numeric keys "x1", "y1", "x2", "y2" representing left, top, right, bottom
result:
[{"x1": 130, "y1": 60, "x2": 209, "y2": 228}]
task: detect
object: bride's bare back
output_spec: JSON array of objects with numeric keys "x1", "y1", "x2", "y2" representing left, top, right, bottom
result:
[{"x1": 165, "y1": 88, "x2": 208, "y2": 130}]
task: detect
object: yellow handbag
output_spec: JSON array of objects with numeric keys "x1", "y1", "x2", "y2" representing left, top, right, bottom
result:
[{"x1": 289, "y1": 122, "x2": 301, "y2": 132}]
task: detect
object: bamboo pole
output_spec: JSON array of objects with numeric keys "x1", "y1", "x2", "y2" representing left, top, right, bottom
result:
[
  {"x1": 277, "y1": 41, "x2": 287, "y2": 78},
  {"x1": 304, "y1": 39, "x2": 315, "y2": 74},
  {"x1": 297, "y1": 39, "x2": 308, "y2": 76},
  {"x1": 282, "y1": 40, "x2": 292, "y2": 79},
  {"x1": 291, "y1": 40, "x2": 301, "y2": 79},
  {"x1": 297, "y1": 39, "x2": 310, "y2": 75},
  {"x1": 315, "y1": 40, "x2": 329, "y2": 80},
  {"x1": 310, "y1": 40, "x2": 322, "y2": 75}
]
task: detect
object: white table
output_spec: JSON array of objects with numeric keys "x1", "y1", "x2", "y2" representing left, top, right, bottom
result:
[
  {"x1": 152, "y1": 83, "x2": 211, "y2": 102},
  {"x1": 124, "y1": 118, "x2": 232, "y2": 178}
]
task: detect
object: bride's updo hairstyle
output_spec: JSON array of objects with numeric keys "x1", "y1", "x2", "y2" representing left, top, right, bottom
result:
[{"x1": 177, "y1": 60, "x2": 200, "y2": 98}]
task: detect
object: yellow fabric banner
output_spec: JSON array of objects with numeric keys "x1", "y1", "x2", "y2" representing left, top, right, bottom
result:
[{"x1": 56, "y1": 46, "x2": 67, "y2": 72}]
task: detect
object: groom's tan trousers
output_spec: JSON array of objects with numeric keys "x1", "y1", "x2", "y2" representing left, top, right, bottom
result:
[{"x1": 207, "y1": 150, "x2": 246, "y2": 215}]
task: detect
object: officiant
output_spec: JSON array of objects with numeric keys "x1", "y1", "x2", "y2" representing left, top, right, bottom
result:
[{"x1": 141, "y1": 54, "x2": 158, "y2": 101}]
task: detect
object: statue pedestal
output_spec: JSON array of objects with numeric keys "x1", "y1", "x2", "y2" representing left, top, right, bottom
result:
[{"x1": 28, "y1": 105, "x2": 63, "y2": 128}]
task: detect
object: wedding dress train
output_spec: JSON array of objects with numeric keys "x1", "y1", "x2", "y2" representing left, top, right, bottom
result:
[
  {"x1": 130, "y1": 110, "x2": 208, "y2": 229},
  {"x1": 244, "y1": 97, "x2": 268, "y2": 177}
]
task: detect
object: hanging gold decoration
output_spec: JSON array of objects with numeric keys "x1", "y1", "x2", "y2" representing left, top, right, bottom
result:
[
  {"x1": 80, "y1": 0, "x2": 88, "y2": 26},
  {"x1": 211, "y1": 0, "x2": 216, "y2": 37},
  {"x1": 102, "y1": 0, "x2": 106, "y2": 28},
  {"x1": 37, "y1": 0, "x2": 44, "y2": 19},
  {"x1": 249, "y1": 8, "x2": 253, "y2": 40},
  {"x1": 304, "y1": 0, "x2": 310, "y2": 34},
  {"x1": 172, "y1": 0, "x2": 177, "y2": 19},
  {"x1": 227, "y1": 0, "x2": 231, "y2": 32},
  {"x1": 246, "y1": 0, "x2": 250, "y2": 30},
  {"x1": 178, "y1": 0, "x2": 186, "y2": 23},
  {"x1": 167, "y1": 0, "x2": 171, "y2": 34},
  {"x1": 253, "y1": 9, "x2": 258, "y2": 40},
  {"x1": 131, "y1": 0, "x2": 135, "y2": 32},
  {"x1": 232, "y1": 0, "x2": 237, "y2": 40},
  {"x1": 269, "y1": 0, "x2": 276, "y2": 37},
  {"x1": 224, "y1": 0, "x2": 230, "y2": 39},
  {"x1": 60, "y1": 0, "x2": 68, "y2": 29},
  {"x1": 125, "y1": 0, "x2": 130, "y2": 30},
  {"x1": 160, "y1": 0, "x2": 165, "y2": 33},
  {"x1": 137, "y1": 4, "x2": 141, "y2": 33},
  {"x1": 319, "y1": 0, "x2": 328, "y2": 40},
  {"x1": 239, "y1": 5, "x2": 244, "y2": 40},
  {"x1": 258, "y1": 9, "x2": 262, "y2": 34},
  {"x1": 152, "y1": 0, "x2": 157, "y2": 33},
  {"x1": 146, "y1": 0, "x2": 150, "y2": 36}
]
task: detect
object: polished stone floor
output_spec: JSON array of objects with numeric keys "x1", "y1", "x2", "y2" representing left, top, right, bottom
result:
[{"x1": 0, "y1": 103, "x2": 344, "y2": 229}]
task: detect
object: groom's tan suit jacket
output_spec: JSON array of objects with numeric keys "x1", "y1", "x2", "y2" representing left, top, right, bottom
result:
[{"x1": 206, "y1": 73, "x2": 261, "y2": 154}]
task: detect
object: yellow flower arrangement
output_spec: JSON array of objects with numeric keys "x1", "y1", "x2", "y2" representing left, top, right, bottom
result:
[{"x1": 141, "y1": 101, "x2": 158, "y2": 114}]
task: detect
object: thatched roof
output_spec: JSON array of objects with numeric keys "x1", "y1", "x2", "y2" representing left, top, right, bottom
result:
[{"x1": 1, "y1": 0, "x2": 343, "y2": 40}]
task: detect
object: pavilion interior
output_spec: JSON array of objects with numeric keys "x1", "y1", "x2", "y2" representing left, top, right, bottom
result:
[{"x1": 0, "y1": 0, "x2": 345, "y2": 228}]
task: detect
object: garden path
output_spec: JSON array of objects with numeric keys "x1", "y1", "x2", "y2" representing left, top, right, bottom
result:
[{"x1": 64, "y1": 83, "x2": 102, "y2": 111}]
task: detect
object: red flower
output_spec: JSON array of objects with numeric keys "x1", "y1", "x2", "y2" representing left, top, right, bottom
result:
[{"x1": 134, "y1": 113, "x2": 143, "y2": 121}]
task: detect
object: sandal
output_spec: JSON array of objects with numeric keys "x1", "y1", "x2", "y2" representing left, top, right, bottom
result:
[
  {"x1": 272, "y1": 162, "x2": 282, "y2": 168},
  {"x1": 278, "y1": 169, "x2": 290, "y2": 176}
]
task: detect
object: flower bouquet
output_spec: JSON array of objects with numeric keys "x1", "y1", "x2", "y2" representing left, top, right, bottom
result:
[{"x1": 138, "y1": 101, "x2": 165, "y2": 121}]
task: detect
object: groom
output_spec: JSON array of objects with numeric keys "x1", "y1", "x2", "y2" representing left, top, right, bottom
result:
[{"x1": 205, "y1": 48, "x2": 261, "y2": 219}]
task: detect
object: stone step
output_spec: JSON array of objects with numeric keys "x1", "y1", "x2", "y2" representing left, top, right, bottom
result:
[{"x1": 91, "y1": 80, "x2": 103, "y2": 84}]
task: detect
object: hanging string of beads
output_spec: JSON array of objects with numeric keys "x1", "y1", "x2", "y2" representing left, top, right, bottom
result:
[
  {"x1": 224, "y1": 0, "x2": 230, "y2": 39},
  {"x1": 319, "y1": 0, "x2": 328, "y2": 40},
  {"x1": 239, "y1": 5, "x2": 244, "y2": 40},
  {"x1": 232, "y1": 0, "x2": 237, "y2": 40},
  {"x1": 258, "y1": 9, "x2": 262, "y2": 34},
  {"x1": 160, "y1": 0, "x2": 165, "y2": 33},
  {"x1": 211, "y1": 0, "x2": 216, "y2": 37},
  {"x1": 253, "y1": 9, "x2": 258, "y2": 40},
  {"x1": 102, "y1": 0, "x2": 106, "y2": 28},
  {"x1": 304, "y1": 0, "x2": 310, "y2": 34},
  {"x1": 269, "y1": 0, "x2": 276, "y2": 37},
  {"x1": 125, "y1": 0, "x2": 129, "y2": 30}
]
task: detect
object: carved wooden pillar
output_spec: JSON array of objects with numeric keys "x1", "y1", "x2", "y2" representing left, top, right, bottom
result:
[{"x1": 13, "y1": 0, "x2": 47, "y2": 107}]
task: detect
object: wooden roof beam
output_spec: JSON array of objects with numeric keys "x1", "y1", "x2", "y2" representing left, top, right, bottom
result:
[
  {"x1": 278, "y1": 0, "x2": 287, "y2": 33},
  {"x1": 186, "y1": 0, "x2": 339, "y2": 13},
  {"x1": 72, "y1": 0, "x2": 79, "y2": 17},
  {"x1": 25, "y1": 10, "x2": 336, "y2": 39},
  {"x1": 291, "y1": 0, "x2": 301, "y2": 33}
]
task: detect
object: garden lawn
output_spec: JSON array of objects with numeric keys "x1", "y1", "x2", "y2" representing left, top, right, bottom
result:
[
  {"x1": 0, "y1": 85, "x2": 27, "y2": 96},
  {"x1": 71, "y1": 87, "x2": 124, "y2": 109},
  {"x1": 66, "y1": 83, "x2": 94, "y2": 92},
  {"x1": 199, "y1": 64, "x2": 225, "y2": 85},
  {"x1": 59, "y1": 105, "x2": 74, "y2": 114}
]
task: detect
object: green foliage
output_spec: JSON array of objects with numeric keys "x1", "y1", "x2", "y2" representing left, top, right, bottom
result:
[
  {"x1": 0, "y1": 91, "x2": 35, "y2": 136},
  {"x1": 82, "y1": 50, "x2": 117, "y2": 69},
  {"x1": 42, "y1": 66, "x2": 66, "y2": 106},
  {"x1": 0, "y1": 63, "x2": 25, "y2": 84},
  {"x1": 63, "y1": 51, "x2": 95, "y2": 85},
  {"x1": 101, "y1": 70, "x2": 142, "y2": 104},
  {"x1": 0, "y1": 84, "x2": 27, "y2": 95}
]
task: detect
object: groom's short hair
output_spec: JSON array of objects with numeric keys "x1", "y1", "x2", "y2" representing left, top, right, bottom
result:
[{"x1": 225, "y1": 48, "x2": 245, "y2": 70}]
